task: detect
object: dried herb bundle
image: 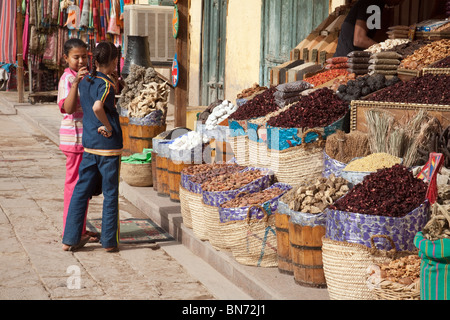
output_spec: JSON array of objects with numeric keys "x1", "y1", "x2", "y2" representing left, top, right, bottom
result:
[
  {"x1": 325, "y1": 130, "x2": 370, "y2": 163},
  {"x1": 365, "y1": 109, "x2": 441, "y2": 167}
]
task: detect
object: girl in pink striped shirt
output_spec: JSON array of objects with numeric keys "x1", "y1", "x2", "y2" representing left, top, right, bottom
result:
[{"x1": 57, "y1": 38, "x2": 99, "y2": 243}]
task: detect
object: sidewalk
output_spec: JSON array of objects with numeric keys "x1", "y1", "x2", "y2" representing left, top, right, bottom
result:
[{"x1": 0, "y1": 92, "x2": 329, "y2": 300}]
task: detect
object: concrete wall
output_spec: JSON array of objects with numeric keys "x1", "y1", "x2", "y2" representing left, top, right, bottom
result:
[{"x1": 223, "y1": 0, "x2": 263, "y2": 102}]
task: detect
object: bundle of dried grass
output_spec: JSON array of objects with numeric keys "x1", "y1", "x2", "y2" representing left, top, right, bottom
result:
[
  {"x1": 365, "y1": 108, "x2": 441, "y2": 167},
  {"x1": 325, "y1": 130, "x2": 370, "y2": 163}
]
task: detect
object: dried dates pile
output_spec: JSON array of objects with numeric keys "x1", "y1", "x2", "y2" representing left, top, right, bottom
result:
[
  {"x1": 220, "y1": 187, "x2": 284, "y2": 208},
  {"x1": 201, "y1": 170, "x2": 263, "y2": 192}
]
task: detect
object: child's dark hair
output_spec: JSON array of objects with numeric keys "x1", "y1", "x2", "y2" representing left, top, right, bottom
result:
[
  {"x1": 88, "y1": 42, "x2": 119, "y2": 82},
  {"x1": 63, "y1": 38, "x2": 88, "y2": 56}
]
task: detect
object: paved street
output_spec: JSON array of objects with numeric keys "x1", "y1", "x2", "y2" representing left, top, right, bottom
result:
[{"x1": 0, "y1": 101, "x2": 248, "y2": 300}]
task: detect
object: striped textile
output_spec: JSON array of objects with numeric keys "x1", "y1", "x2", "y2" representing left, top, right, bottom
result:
[
  {"x1": 57, "y1": 68, "x2": 85, "y2": 153},
  {"x1": 0, "y1": 0, "x2": 17, "y2": 64},
  {"x1": 415, "y1": 232, "x2": 450, "y2": 300}
]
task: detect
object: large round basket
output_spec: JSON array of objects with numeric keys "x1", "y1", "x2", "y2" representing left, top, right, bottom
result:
[{"x1": 121, "y1": 162, "x2": 153, "y2": 187}]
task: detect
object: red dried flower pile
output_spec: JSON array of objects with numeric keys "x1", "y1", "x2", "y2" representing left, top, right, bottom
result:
[
  {"x1": 368, "y1": 74, "x2": 450, "y2": 105},
  {"x1": 266, "y1": 88, "x2": 348, "y2": 128},
  {"x1": 229, "y1": 87, "x2": 279, "y2": 120},
  {"x1": 330, "y1": 164, "x2": 427, "y2": 217}
]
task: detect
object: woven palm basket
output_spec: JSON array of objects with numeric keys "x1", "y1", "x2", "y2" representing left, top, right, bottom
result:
[
  {"x1": 188, "y1": 191, "x2": 208, "y2": 241},
  {"x1": 223, "y1": 205, "x2": 278, "y2": 267},
  {"x1": 179, "y1": 185, "x2": 192, "y2": 228},
  {"x1": 248, "y1": 139, "x2": 270, "y2": 168},
  {"x1": 269, "y1": 143, "x2": 323, "y2": 185},
  {"x1": 322, "y1": 236, "x2": 414, "y2": 300},
  {"x1": 229, "y1": 135, "x2": 249, "y2": 166},
  {"x1": 203, "y1": 202, "x2": 230, "y2": 251}
]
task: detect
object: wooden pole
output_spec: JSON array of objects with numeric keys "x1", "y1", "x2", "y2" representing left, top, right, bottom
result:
[
  {"x1": 174, "y1": 0, "x2": 188, "y2": 128},
  {"x1": 16, "y1": 0, "x2": 24, "y2": 103}
]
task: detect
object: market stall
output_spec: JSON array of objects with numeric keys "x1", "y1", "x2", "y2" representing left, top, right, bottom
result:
[{"x1": 171, "y1": 10, "x2": 450, "y2": 300}]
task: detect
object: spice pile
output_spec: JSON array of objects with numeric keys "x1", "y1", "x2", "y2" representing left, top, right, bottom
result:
[
  {"x1": 229, "y1": 87, "x2": 279, "y2": 120},
  {"x1": 282, "y1": 174, "x2": 349, "y2": 214},
  {"x1": 325, "y1": 130, "x2": 370, "y2": 163},
  {"x1": 399, "y1": 39, "x2": 450, "y2": 71},
  {"x1": 267, "y1": 88, "x2": 348, "y2": 129},
  {"x1": 304, "y1": 69, "x2": 348, "y2": 87},
  {"x1": 331, "y1": 164, "x2": 428, "y2": 217},
  {"x1": 220, "y1": 187, "x2": 284, "y2": 208},
  {"x1": 201, "y1": 170, "x2": 263, "y2": 192},
  {"x1": 369, "y1": 74, "x2": 450, "y2": 105},
  {"x1": 343, "y1": 153, "x2": 402, "y2": 172}
]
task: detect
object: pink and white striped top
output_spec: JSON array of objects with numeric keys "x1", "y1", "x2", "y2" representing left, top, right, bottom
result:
[{"x1": 57, "y1": 68, "x2": 84, "y2": 153}]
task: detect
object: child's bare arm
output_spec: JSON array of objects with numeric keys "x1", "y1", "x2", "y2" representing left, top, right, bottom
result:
[
  {"x1": 63, "y1": 66, "x2": 89, "y2": 114},
  {"x1": 92, "y1": 100, "x2": 113, "y2": 138}
]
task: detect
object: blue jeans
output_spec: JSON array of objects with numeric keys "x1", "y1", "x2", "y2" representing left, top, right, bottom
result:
[{"x1": 63, "y1": 152, "x2": 120, "y2": 248}]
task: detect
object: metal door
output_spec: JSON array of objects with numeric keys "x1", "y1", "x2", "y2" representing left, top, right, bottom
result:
[
  {"x1": 259, "y1": 0, "x2": 329, "y2": 86},
  {"x1": 201, "y1": 0, "x2": 227, "y2": 106}
]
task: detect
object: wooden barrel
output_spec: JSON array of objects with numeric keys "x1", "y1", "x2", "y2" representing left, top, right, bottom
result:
[
  {"x1": 128, "y1": 123, "x2": 166, "y2": 155},
  {"x1": 156, "y1": 156, "x2": 169, "y2": 197},
  {"x1": 119, "y1": 116, "x2": 131, "y2": 156},
  {"x1": 214, "y1": 140, "x2": 235, "y2": 163},
  {"x1": 289, "y1": 222, "x2": 327, "y2": 288},
  {"x1": 151, "y1": 151, "x2": 158, "y2": 192},
  {"x1": 275, "y1": 211, "x2": 293, "y2": 275},
  {"x1": 168, "y1": 159, "x2": 194, "y2": 203}
]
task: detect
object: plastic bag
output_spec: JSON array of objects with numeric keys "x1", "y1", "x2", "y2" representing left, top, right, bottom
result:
[
  {"x1": 276, "y1": 80, "x2": 312, "y2": 93},
  {"x1": 347, "y1": 51, "x2": 371, "y2": 58}
]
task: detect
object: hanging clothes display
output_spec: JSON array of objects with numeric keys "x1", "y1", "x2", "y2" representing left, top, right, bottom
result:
[
  {"x1": 21, "y1": 0, "x2": 125, "y2": 96},
  {"x1": 0, "y1": 0, "x2": 17, "y2": 65}
]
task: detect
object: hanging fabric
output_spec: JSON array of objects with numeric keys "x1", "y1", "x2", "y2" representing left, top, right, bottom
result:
[
  {"x1": 0, "y1": 0, "x2": 17, "y2": 64},
  {"x1": 64, "y1": 5, "x2": 80, "y2": 29},
  {"x1": 23, "y1": 0, "x2": 30, "y2": 62},
  {"x1": 80, "y1": 0, "x2": 89, "y2": 28},
  {"x1": 108, "y1": 0, "x2": 120, "y2": 35}
]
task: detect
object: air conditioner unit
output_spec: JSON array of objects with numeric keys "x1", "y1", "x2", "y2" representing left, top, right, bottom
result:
[{"x1": 123, "y1": 4, "x2": 176, "y2": 66}]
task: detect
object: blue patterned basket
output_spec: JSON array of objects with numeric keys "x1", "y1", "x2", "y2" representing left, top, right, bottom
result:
[
  {"x1": 325, "y1": 200, "x2": 430, "y2": 251},
  {"x1": 266, "y1": 113, "x2": 347, "y2": 151},
  {"x1": 202, "y1": 167, "x2": 274, "y2": 207},
  {"x1": 228, "y1": 119, "x2": 248, "y2": 137},
  {"x1": 218, "y1": 183, "x2": 292, "y2": 223},
  {"x1": 322, "y1": 151, "x2": 347, "y2": 178}
]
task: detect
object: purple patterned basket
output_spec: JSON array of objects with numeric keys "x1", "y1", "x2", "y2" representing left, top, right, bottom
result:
[
  {"x1": 202, "y1": 167, "x2": 274, "y2": 207},
  {"x1": 325, "y1": 200, "x2": 430, "y2": 251},
  {"x1": 322, "y1": 151, "x2": 347, "y2": 178},
  {"x1": 218, "y1": 183, "x2": 292, "y2": 223}
]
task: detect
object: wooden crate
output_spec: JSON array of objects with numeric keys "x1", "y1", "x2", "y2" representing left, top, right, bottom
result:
[{"x1": 350, "y1": 100, "x2": 450, "y2": 133}]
